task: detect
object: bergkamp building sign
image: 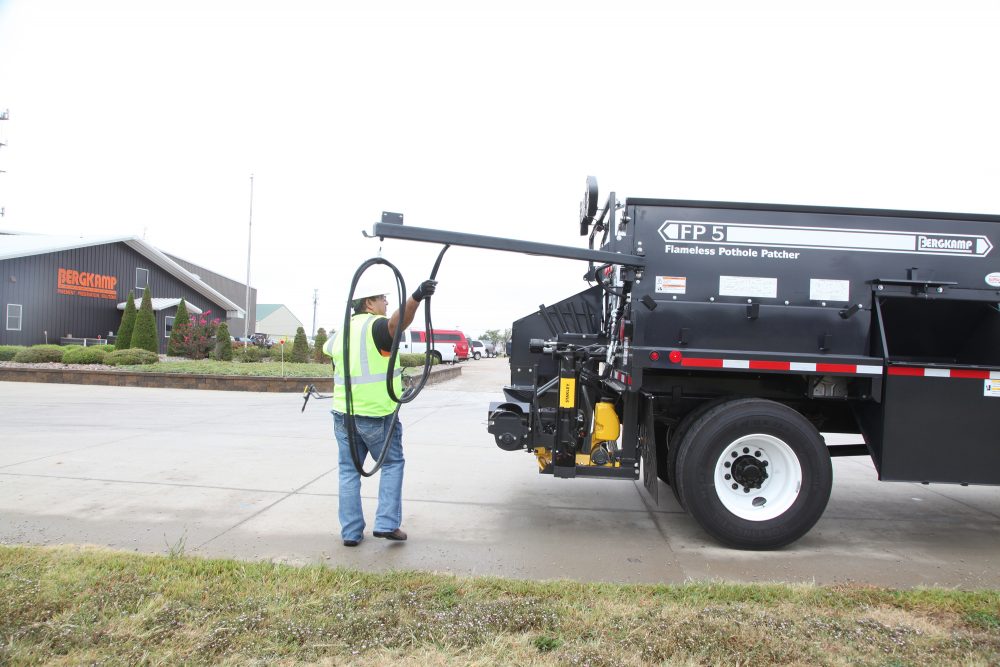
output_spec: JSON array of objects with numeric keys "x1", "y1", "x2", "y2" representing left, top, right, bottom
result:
[{"x1": 57, "y1": 267, "x2": 119, "y2": 300}]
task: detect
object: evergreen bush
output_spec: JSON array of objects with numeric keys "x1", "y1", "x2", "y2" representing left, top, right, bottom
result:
[
  {"x1": 117, "y1": 291, "x2": 138, "y2": 349},
  {"x1": 62, "y1": 346, "x2": 109, "y2": 364},
  {"x1": 105, "y1": 348, "x2": 159, "y2": 366},
  {"x1": 215, "y1": 322, "x2": 233, "y2": 361},
  {"x1": 26, "y1": 344, "x2": 68, "y2": 352},
  {"x1": 234, "y1": 346, "x2": 262, "y2": 363},
  {"x1": 291, "y1": 327, "x2": 309, "y2": 362},
  {"x1": 167, "y1": 299, "x2": 191, "y2": 356},
  {"x1": 13, "y1": 347, "x2": 65, "y2": 363},
  {"x1": 267, "y1": 342, "x2": 288, "y2": 359},
  {"x1": 313, "y1": 328, "x2": 328, "y2": 362},
  {"x1": 131, "y1": 290, "x2": 158, "y2": 353},
  {"x1": 0, "y1": 345, "x2": 25, "y2": 361}
]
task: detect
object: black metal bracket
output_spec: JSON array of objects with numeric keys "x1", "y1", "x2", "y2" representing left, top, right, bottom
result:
[
  {"x1": 839, "y1": 303, "x2": 863, "y2": 319},
  {"x1": 870, "y1": 278, "x2": 958, "y2": 296}
]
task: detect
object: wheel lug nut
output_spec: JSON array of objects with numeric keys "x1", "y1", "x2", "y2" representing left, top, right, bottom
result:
[
  {"x1": 761, "y1": 461, "x2": 768, "y2": 467},
  {"x1": 732, "y1": 483, "x2": 738, "y2": 490},
  {"x1": 724, "y1": 461, "x2": 731, "y2": 468},
  {"x1": 742, "y1": 447, "x2": 749, "y2": 454},
  {"x1": 744, "y1": 487, "x2": 750, "y2": 493},
  {"x1": 725, "y1": 474, "x2": 731, "y2": 480},
  {"x1": 731, "y1": 452, "x2": 738, "y2": 458},
  {"x1": 754, "y1": 451, "x2": 761, "y2": 457}
]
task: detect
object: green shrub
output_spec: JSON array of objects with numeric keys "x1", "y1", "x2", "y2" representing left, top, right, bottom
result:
[
  {"x1": 235, "y1": 346, "x2": 262, "y2": 363},
  {"x1": 104, "y1": 344, "x2": 116, "y2": 352},
  {"x1": 13, "y1": 347, "x2": 65, "y2": 363},
  {"x1": 131, "y1": 290, "x2": 158, "y2": 353},
  {"x1": 117, "y1": 291, "x2": 137, "y2": 349},
  {"x1": 398, "y1": 353, "x2": 437, "y2": 367},
  {"x1": 215, "y1": 322, "x2": 233, "y2": 361},
  {"x1": 291, "y1": 326, "x2": 309, "y2": 363},
  {"x1": 0, "y1": 345, "x2": 25, "y2": 361},
  {"x1": 62, "y1": 346, "x2": 109, "y2": 365},
  {"x1": 313, "y1": 328, "x2": 328, "y2": 362},
  {"x1": 105, "y1": 348, "x2": 159, "y2": 366},
  {"x1": 167, "y1": 299, "x2": 191, "y2": 356}
]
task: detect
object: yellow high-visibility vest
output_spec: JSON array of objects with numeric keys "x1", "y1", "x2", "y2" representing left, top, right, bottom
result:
[{"x1": 324, "y1": 313, "x2": 402, "y2": 416}]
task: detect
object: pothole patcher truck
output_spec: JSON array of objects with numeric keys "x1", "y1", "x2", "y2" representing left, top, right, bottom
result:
[{"x1": 371, "y1": 178, "x2": 1000, "y2": 549}]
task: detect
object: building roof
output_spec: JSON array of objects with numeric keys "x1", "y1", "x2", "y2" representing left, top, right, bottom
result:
[
  {"x1": 116, "y1": 298, "x2": 203, "y2": 314},
  {"x1": 255, "y1": 304, "x2": 285, "y2": 319},
  {"x1": 0, "y1": 233, "x2": 245, "y2": 317}
]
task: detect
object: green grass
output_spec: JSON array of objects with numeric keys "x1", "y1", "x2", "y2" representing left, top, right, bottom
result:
[{"x1": 1, "y1": 545, "x2": 998, "y2": 666}]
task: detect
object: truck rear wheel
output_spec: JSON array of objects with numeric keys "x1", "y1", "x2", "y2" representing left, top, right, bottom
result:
[
  {"x1": 664, "y1": 397, "x2": 732, "y2": 508},
  {"x1": 674, "y1": 398, "x2": 832, "y2": 550}
]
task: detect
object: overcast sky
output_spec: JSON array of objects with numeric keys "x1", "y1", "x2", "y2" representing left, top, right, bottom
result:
[{"x1": 1, "y1": 1, "x2": 999, "y2": 338}]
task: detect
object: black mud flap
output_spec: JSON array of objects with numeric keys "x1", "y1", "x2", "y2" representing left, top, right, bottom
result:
[{"x1": 639, "y1": 393, "x2": 658, "y2": 505}]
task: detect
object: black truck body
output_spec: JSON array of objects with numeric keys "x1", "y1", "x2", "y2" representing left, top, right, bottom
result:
[{"x1": 371, "y1": 180, "x2": 1000, "y2": 549}]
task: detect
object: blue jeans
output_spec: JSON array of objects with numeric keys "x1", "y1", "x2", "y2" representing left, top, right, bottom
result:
[{"x1": 333, "y1": 411, "x2": 405, "y2": 542}]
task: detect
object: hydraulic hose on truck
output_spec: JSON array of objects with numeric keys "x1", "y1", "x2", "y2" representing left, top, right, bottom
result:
[{"x1": 301, "y1": 244, "x2": 450, "y2": 476}]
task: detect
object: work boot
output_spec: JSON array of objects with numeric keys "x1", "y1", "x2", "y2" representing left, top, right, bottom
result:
[{"x1": 373, "y1": 528, "x2": 407, "y2": 541}]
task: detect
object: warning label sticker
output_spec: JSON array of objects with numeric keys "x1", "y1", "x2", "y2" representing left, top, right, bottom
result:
[
  {"x1": 984, "y1": 379, "x2": 1000, "y2": 397},
  {"x1": 656, "y1": 276, "x2": 687, "y2": 294},
  {"x1": 719, "y1": 275, "x2": 777, "y2": 299},
  {"x1": 809, "y1": 279, "x2": 850, "y2": 302}
]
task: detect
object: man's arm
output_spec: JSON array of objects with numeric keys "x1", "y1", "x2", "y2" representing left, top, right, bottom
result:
[
  {"x1": 387, "y1": 280, "x2": 437, "y2": 337},
  {"x1": 387, "y1": 296, "x2": 421, "y2": 337}
]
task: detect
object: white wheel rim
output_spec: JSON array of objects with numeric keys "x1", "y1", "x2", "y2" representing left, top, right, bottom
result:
[{"x1": 713, "y1": 433, "x2": 802, "y2": 521}]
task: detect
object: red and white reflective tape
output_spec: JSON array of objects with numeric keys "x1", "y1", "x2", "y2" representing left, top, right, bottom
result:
[
  {"x1": 613, "y1": 370, "x2": 633, "y2": 385},
  {"x1": 679, "y1": 357, "x2": 883, "y2": 375},
  {"x1": 888, "y1": 367, "x2": 1000, "y2": 379}
]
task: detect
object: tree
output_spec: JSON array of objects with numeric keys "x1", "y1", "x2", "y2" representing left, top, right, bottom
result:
[
  {"x1": 480, "y1": 328, "x2": 512, "y2": 356},
  {"x1": 479, "y1": 330, "x2": 498, "y2": 344},
  {"x1": 131, "y1": 289, "x2": 158, "y2": 353},
  {"x1": 313, "y1": 327, "x2": 328, "y2": 362},
  {"x1": 116, "y1": 291, "x2": 137, "y2": 349},
  {"x1": 291, "y1": 326, "x2": 309, "y2": 362},
  {"x1": 215, "y1": 321, "x2": 233, "y2": 361},
  {"x1": 167, "y1": 299, "x2": 191, "y2": 356}
]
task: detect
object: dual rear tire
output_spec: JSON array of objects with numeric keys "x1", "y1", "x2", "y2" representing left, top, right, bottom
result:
[{"x1": 669, "y1": 398, "x2": 832, "y2": 550}]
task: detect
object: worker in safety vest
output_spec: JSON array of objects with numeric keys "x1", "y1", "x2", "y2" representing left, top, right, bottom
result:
[{"x1": 323, "y1": 275, "x2": 437, "y2": 546}]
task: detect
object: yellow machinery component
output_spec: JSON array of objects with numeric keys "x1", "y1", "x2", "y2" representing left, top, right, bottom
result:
[
  {"x1": 534, "y1": 403, "x2": 622, "y2": 471},
  {"x1": 592, "y1": 400, "x2": 620, "y2": 442},
  {"x1": 534, "y1": 447, "x2": 552, "y2": 471}
]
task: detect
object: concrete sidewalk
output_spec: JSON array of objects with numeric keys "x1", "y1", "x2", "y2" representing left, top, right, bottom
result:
[{"x1": 2, "y1": 366, "x2": 999, "y2": 588}]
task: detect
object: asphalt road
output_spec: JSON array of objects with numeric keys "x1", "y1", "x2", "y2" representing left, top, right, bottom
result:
[{"x1": 2, "y1": 360, "x2": 999, "y2": 588}]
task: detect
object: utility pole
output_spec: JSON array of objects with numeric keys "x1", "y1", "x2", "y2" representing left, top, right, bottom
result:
[
  {"x1": 0, "y1": 109, "x2": 8, "y2": 216},
  {"x1": 243, "y1": 174, "x2": 254, "y2": 347},
  {"x1": 311, "y1": 289, "x2": 318, "y2": 337}
]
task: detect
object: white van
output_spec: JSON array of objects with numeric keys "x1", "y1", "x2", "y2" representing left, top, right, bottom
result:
[{"x1": 398, "y1": 329, "x2": 457, "y2": 364}]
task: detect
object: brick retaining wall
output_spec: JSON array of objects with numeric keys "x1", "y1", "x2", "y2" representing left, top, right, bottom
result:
[{"x1": 0, "y1": 365, "x2": 460, "y2": 392}]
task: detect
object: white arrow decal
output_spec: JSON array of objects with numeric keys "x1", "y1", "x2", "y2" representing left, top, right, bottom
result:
[{"x1": 657, "y1": 221, "x2": 994, "y2": 258}]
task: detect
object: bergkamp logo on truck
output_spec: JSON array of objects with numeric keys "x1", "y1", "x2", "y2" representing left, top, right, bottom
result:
[{"x1": 658, "y1": 221, "x2": 994, "y2": 257}]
